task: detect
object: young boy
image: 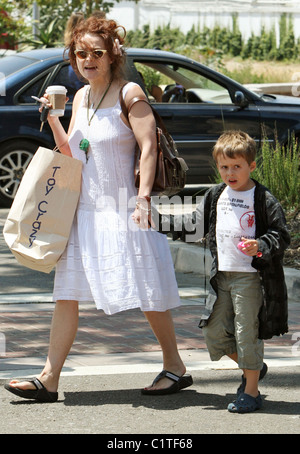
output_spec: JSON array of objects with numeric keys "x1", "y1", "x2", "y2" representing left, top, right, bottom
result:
[{"x1": 165, "y1": 130, "x2": 290, "y2": 413}]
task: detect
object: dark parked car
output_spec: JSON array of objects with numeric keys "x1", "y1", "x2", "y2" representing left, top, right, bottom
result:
[{"x1": 1, "y1": 47, "x2": 300, "y2": 206}]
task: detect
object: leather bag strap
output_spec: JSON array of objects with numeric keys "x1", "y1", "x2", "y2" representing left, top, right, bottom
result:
[{"x1": 119, "y1": 84, "x2": 167, "y2": 133}]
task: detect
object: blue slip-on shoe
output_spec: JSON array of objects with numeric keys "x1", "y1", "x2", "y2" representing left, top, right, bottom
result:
[{"x1": 228, "y1": 392, "x2": 263, "y2": 413}]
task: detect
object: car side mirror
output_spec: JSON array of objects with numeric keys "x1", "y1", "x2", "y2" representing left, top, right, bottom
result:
[{"x1": 234, "y1": 91, "x2": 249, "y2": 108}]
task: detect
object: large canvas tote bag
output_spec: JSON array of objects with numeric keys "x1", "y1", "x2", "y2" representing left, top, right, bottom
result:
[{"x1": 3, "y1": 147, "x2": 82, "y2": 273}]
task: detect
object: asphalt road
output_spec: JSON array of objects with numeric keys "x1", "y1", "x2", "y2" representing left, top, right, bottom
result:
[{"x1": 1, "y1": 368, "x2": 300, "y2": 435}]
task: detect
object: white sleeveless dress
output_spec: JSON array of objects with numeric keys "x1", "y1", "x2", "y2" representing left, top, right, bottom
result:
[{"x1": 53, "y1": 82, "x2": 181, "y2": 315}]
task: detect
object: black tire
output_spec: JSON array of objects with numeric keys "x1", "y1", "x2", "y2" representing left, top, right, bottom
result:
[{"x1": 0, "y1": 140, "x2": 37, "y2": 207}]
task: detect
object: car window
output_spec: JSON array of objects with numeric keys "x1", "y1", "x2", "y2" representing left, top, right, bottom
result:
[
  {"x1": 134, "y1": 61, "x2": 232, "y2": 104},
  {"x1": 18, "y1": 63, "x2": 86, "y2": 104},
  {"x1": 50, "y1": 64, "x2": 85, "y2": 102},
  {"x1": 0, "y1": 55, "x2": 37, "y2": 77},
  {"x1": 18, "y1": 75, "x2": 48, "y2": 104}
]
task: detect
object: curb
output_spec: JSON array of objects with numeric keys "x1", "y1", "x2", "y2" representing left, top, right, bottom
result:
[{"x1": 1, "y1": 346, "x2": 299, "y2": 380}]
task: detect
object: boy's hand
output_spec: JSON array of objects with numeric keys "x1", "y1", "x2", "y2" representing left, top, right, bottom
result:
[{"x1": 240, "y1": 237, "x2": 261, "y2": 256}]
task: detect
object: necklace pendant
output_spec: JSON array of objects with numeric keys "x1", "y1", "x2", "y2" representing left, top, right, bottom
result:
[
  {"x1": 79, "y1": 138, "x2": 90, "y2": 152},
  {"x1": 79, "y1": 138, "x2": 90, "y2": 163}
]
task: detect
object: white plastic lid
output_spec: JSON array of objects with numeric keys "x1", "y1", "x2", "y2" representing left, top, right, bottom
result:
[{"x1": 46, "y1": 85, "x2": 67, "y2": 94}]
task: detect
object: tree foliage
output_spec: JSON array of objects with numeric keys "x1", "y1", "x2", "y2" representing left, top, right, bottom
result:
[
  {"x1": 0, "y1": 0, "x2": 139, "y2": 48},
  {"x1": 0, "y1": 0, "x2": 28, "y2": 48}
]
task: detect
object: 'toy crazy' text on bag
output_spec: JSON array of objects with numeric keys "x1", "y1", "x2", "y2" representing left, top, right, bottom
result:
[{"x1": 28, "y1": 166, "x2": 61, "y2": 247}]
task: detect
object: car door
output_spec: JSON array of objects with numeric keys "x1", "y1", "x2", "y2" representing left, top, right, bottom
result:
[{"x1": 127, "y1": 56, "x2": 262, "y2": 184}]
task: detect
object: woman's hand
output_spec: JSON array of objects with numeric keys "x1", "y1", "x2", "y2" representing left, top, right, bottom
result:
[
  {"x1": 132, "y1": 196, "x2": 155, "y2": 230},
  {"x1": 36, "y1": 92, "x2": 72, "y2": 156},
  {"x1": 38, "y1": 94, "x2": 69, "y2": 122},
  {"x1": 38, "y1": 94, "x2": 52, "y2": 112}
]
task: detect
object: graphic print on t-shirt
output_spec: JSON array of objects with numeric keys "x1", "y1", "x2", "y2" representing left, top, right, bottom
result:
[{"x1": 240, "y1": 211, "x2": 255, "y2": 231}]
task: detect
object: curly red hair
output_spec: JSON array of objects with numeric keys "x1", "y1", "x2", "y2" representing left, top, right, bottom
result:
[{"x1": 66, "y1": 17, "x2": 126, "y2": 80}]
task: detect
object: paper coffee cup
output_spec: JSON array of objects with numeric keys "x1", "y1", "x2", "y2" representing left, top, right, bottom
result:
[{"x1": 46, "y1": 85, "x2": 68, "y2": 116}]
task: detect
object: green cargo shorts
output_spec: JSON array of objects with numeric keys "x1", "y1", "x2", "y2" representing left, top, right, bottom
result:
[{"x1": 202, "y1": 271, "x2": 264, "y2": 370}]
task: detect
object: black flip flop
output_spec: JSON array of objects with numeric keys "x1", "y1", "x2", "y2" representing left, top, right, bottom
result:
[
  {"x1": 141, "y1": 370, "x2": 193, "y2": 395},
  {"x1": 4, "y1": 377, "x2": 58, "y2": 403}
]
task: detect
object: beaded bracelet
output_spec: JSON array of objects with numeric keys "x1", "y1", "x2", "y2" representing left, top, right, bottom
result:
[{"x1": 136, "y1": 195, "x2": 151, "y2": 213}]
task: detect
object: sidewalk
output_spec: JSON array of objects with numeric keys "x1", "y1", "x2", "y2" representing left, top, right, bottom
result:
[
  {"x1": 0, "y1": 287, "x2": 299, "y2": 376},
  {"x1": 0, "y1": 208, "x2": 300, "y2": 434}
]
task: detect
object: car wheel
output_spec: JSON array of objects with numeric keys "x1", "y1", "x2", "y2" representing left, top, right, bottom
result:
[{"x1": 0, "y1": 141, "x2": 36, "y2": 207}]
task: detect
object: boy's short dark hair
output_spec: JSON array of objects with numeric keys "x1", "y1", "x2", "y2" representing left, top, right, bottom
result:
[{"x1": 212, "y1": 130, "x2": 257, "y2": 165}]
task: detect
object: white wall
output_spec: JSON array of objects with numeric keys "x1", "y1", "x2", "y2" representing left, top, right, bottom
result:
[{"x1": 107, "y1": 0, "x2": 300, "y2": 41}]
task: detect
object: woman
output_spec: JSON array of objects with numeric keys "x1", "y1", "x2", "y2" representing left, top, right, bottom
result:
[{"x1": 4, "y1": 17, "x2": 192, "y2": 402}]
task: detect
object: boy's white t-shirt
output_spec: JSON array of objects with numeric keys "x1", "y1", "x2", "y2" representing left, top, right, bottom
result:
[{"x1": 216, "y1": 186, "x2": 256, "y2": 272}]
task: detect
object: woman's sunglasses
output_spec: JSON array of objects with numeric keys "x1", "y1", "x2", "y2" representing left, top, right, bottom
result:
[{"x1": 74, "y1": 49, "x2": 108, "y2": 60}]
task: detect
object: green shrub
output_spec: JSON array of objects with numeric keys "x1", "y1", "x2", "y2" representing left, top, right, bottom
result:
[
  {"x1": 253, "y1": 134, "x2": 300, "y2": 211},
  {"x1": 126, "y1": 13, "x2": 300, "y2": 63}
]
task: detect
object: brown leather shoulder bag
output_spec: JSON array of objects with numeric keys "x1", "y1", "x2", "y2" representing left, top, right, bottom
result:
[{"x1": 119, "y1": 87, "x2": 188, "y2": 196}]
